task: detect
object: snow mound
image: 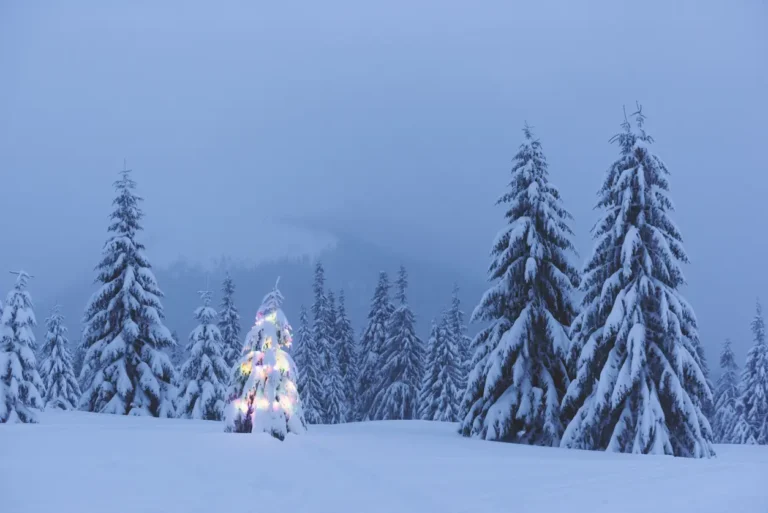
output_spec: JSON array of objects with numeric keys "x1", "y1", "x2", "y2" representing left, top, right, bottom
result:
[{"x1": 1, "y1": 410, "x2": 766, "y2": 513}]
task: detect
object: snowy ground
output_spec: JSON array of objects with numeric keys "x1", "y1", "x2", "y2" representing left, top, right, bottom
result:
[{"x1": 1, "y1": 411, "x2": 766, "y2": 513}]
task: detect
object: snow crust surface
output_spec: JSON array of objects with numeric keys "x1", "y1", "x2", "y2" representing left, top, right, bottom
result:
[{"x1": 1, "y1": 410, "x2": 766, "y2": 513}]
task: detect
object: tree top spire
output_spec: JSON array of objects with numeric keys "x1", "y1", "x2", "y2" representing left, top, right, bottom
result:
[
  {"x1": 198, "y1": 289, "x2": 212, "y2": 306},
  {"x1": 9, "y1": 270, "x2": 33, "y2": 288}
]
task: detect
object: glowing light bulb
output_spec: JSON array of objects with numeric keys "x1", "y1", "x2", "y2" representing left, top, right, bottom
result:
[
  {"x1": 275, "y1": 353, "x2": 290, "y2": 373},
  {"x1": 234, "y1": 399, "x2": 248, "y2": 413}
]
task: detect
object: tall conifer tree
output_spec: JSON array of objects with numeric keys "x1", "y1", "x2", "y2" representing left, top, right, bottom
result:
[
  {"x1": 562, "y1": 108, "x2": 714, "y2": 457},
  {"x1": 447, "y1": 285, "x2": 471, "y2": 389},
  {"x1": 357, "y1": 271, "x2": 394, "y2": 420},
  {"x1": 731, "y1": 300, "x2": 768, "y2": 444},
  {"x1": 293, "y1": 305, "x2": 324, "y2": 424},
  {"x1": 79, "y1": 168, "x2": 177, "y2": 417},
  {"x1": 323, "y1": 290, "x2": 347, "y2": 423},
  {"x1": 420, "y1": 313, "x2": 462, "y2": 421},
  {"x1": 177, "y1": 291, "x2": 229, "y2": 420},
  {"x1": 218, "y1": 273, "x2": 242, "y2": 370},
  {"x1": 336, "y1": 290, "x2": 359, "y2": 413},
  {"x1": 370, "y1": 266, "x2": 424, "y2": 420},
  {"x1": 0, "y1": 272, "x2": 44, "y2": 423},
  {"x1": 39, "y1": 306, "x2": 81, "y2": 410},
  {"x1": 419, "y1": 319, "x2": 441, "y2": 419},
  {"x1": 311, "y1": 262, "x2": 331, "y2": 420},
  {"x1": 460, "y1": 125, "x2": 578, "y2": 446},
  {"x1": 712, "y1": 338, "x2": 739, "y2": 442}
]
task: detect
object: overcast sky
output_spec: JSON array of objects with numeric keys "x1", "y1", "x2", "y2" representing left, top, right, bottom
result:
[{"x1": 1, "y1": 0, "x2": 766, "y2": 361}]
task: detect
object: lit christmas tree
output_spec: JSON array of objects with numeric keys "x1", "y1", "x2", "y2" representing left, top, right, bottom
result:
[{"x1": 223, "y1": 278, "x2": 306, "y2": 440}]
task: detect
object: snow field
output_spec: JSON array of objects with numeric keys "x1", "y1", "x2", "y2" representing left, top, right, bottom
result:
[{"x1": 2, "y1": 410, "x2": 767, "y2": 513}]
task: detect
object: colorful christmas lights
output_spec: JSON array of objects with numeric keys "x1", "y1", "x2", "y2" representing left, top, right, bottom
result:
[{"x1": 224, "y1": 279, "x2": 306, "y2": 439}]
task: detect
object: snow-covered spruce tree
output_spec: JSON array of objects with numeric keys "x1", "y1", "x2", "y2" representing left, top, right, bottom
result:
[
  {"x1": 418, "y1": 319, "x2": 440, "y2": 419},
  {"x1": 39, "y1": 306, "x2": 81, "y2": 410},
  {"x1": 731, "y1": 300, "x2": 768, "y2": 444},
  {"x1": 223, "y1": 280, "x2": 305, "y2": 439},
  {"x1": 0, "y1": 271, "x2": 44, "y2": 423},
  {"x1": 177, "y1": 291, "x2": 229, "y2": 420},
  {"x1": 370, "y1": 266, "x2": 424, "y2": 420},
  {"x1": 323, "y1": 290, "x2": 347, "y2": 423},
  {"x1": 78, "y1": 168, "x2": 177, "y2": 417},
  {"x1": 420, "y1": 314, "x2": 462, "y2": 421},
  {"x1": 218, "y1": 273, "x2": 242, "y2": 369},
  {"x1": 460, "y1": 125, "x2": 578, "y2": 446},
  {"x1": 336, "y1": 290, "x2": 359, "y2": 413},
  {"x1": 293, "y1": 305, "x2": 324, "y2": 424},
  {"x1": 357, "y1": 271, "x2": 394, "y2": 420},
  {"x1": 311, "y1": 261, "x2": 332, "y2": 421},
  {"x1": 696, "y1": 343, "x2": 716, "y2": 423},
  {"x1": 72, "y1": 345, "x2": 85, "y2": 386},
  {"x1": 447, "y1": 284, "x2": 471, "y2": 390},
  {"x1": 712, "y1": 338, "x2": 739, "y2": 442},
  {"x1": 561, "y1": 107, "x2": 715, "y2": 457}
]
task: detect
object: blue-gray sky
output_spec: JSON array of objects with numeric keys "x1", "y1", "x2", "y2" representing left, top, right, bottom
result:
[{"x1": 1, "y1": 1, "x2": 767, "y2": 362}]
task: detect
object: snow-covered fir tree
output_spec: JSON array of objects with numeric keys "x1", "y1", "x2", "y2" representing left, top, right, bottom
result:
[
  {"x1": 447, "y1": 284, "x2": 471, "y2": 389},
  {"x1": 323, "y1": 290, "x2": 347, "y2": 423},
  {"x1": 460, "y1": 125, "x2": 578, "y2": 446},
  {"x1": 218, "y1": 273, "x2": 241, "y2": 369},
  {"x1": 327, "y1": 290, "x2": 337, "y2": 328},
  {"x1": 418, "y1": 319, "x2": 440, "y2": 419},
  {"x1": 696, "y1": 343, "x2": 716, "y2": 423},
  {"x1": 712, "y1": 338, "x2": 739, "y2": 442},
  {"x1": 292, "y1": 306, "x2": 311, "y2": 392},
  {"x1": 311, "y1": 262, "x2": 332, "y2": 421},
  {"x1": 0, "y1": 271, "x2": 44, "y2": 423},
  {"x1": 78, "y1": 168, "x2": 177, "y2": 417},
  {"x1": 336, "y1": 290, "x2": 359, "y2": 413},
  {"x1": 561, "y1": 108, "x2": 715, "y2": 457},
  {"x1": 223, "y1": 280, "x2": 305, "y2": 439},
  {"x1": 71, "y1": 342, "x2": 86, "y2": 385},
  {"x1": 357, "y1": 271, "x2": 394, "y2": 420},
  {"x1": 292, "y1": 305, "x2": 324, "y2": 424},
  {"x1": 420, "y1": 314, "x2": 462, "y2": 421},
  {"x1": 38, "y1": 306, "x2": 81, "y2": 410},
  {"x1": 731, "y1": 300, "x2": 768, "y2": 444},
  {"x1": 370, "y1": 266, "x2": 424, "y2": 420},
  {"x1": 177, "y1": 291, "x2": 229, "y2": 420}
]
